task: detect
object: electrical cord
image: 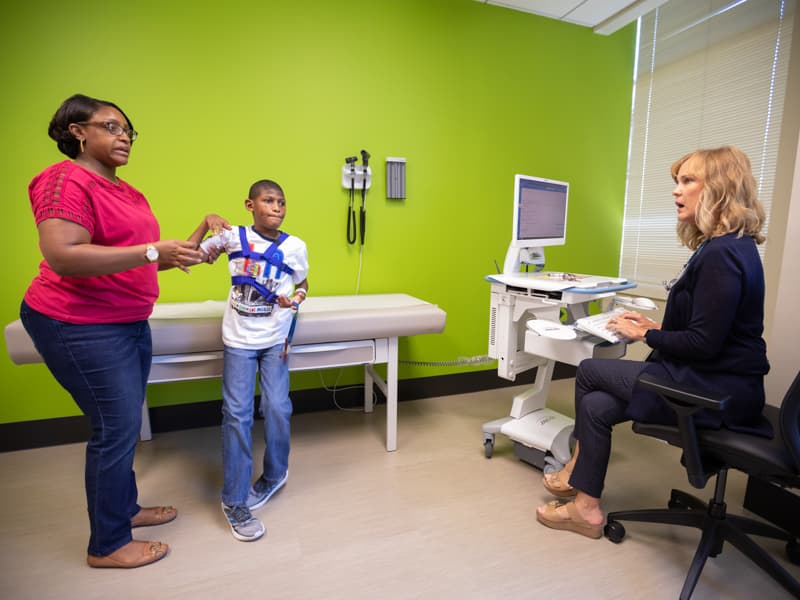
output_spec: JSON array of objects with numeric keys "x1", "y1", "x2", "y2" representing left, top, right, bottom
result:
[
  {"x1": 318, "y1": 369, "x2": 376, "y2": 412},
  {"x1": 355, "y1": 244, "x2": 364, "y2": 295},
  {"x1": 399, "y1": 355, "x2": 494, "y2": 367},
  {"x1": 316, "y1": 355, "x2": 494, "y2": 413}
]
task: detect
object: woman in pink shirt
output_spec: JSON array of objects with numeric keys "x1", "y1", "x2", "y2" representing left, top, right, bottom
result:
[{"x1": 20, "y1": 94, "x2": 226, "y2": 569}]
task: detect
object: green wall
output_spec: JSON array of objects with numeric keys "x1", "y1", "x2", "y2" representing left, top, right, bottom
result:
[{"x1": 0, "y1": 0, "x2": 635, "y2": 424}]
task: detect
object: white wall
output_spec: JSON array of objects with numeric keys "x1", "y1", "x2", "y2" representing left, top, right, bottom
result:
[{"x1": 763, "y1": 6, "x2": 800, "y2": 403}]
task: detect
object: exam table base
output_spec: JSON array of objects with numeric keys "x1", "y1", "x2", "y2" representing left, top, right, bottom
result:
[{"x1": 141, "y1": 337, "x2": 400, "y2": 451}]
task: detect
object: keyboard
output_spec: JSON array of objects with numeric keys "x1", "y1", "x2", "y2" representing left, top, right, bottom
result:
[{"x1": 574, "y1": 308, "x2": 626, "y2": 344}]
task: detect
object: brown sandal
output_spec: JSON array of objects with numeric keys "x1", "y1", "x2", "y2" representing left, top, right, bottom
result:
[
  {"x1": 536, "y1": 500, "x2": 603, "y2": 539},
  {"x1": 87, "y1": 540, "x2": 169, "y2": 568},
  {"x1": 131, "y1": 506, "x2": 178, "y2": 528},
  {"x1": 542, "y1": 470, "x2": 577, "y2": 498}
]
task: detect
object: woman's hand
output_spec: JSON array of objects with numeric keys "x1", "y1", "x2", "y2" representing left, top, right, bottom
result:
[
  {"x1": 155, "y1": 240, "x2": 207, "y2": 273},
  {"x1": 201, "y1": 243, "x2": 224, "y2": 264},
  {"x1": 607, "y1": 310, "x2": 661, "y2": 342}
]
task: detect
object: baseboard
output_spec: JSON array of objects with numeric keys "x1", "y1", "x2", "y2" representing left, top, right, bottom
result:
[
  {"x1": 0, "y1": 364, "x2": 576, "y2": 453},
  {"x1": 743, "y1": 475, "x2": 800, "y2": 537}
]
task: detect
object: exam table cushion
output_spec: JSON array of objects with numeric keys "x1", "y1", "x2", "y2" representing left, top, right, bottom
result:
[{"x1": 5, "y1": 294, "x2": 446, "y2": 365}]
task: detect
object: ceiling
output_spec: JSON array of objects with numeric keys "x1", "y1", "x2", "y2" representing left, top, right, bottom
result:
[{"x1": 473, "y1": 0, "x2": 669, "y2": 35}]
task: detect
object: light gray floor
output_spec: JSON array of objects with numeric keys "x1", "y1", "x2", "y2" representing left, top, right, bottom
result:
[{"x1": 1, "y1": 378, "x2": 798, "y2": 600}]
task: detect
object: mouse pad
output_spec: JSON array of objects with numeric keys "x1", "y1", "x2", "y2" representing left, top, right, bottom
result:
[{"x1": 526, "y1": 319, "x2": 577, "y2": 340}]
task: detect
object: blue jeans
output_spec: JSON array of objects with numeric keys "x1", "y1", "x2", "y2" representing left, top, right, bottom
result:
[
  {"x1": 19, "y1": 301, "x2": 150, "y2": 557},
  {"x1": 221, "y1": 343, "x2": 291, "y2": 506}
]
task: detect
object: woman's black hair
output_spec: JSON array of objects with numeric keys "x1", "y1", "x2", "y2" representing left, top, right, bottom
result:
[{"x1": 48, "y1": 94, "x2": 135, "y2": 159}]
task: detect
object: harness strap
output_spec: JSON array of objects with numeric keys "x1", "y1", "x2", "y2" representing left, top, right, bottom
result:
[
  {"x1": 228, "y1": 226, "x2": 295, "y2": 303},
  {"x1": 230, "y1": 276, "x2": 279, "y2": 304},
  {"x1": 229, "y1": 227, "x2": 294, "y2": 276}
]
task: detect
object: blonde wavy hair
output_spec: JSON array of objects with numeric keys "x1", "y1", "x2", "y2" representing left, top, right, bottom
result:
[{"x1": 672, "y1": 145, "x2": 766, "y2": 250}]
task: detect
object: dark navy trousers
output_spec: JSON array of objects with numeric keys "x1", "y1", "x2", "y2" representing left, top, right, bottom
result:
[{"x1": 568, "y1": 358, "x2": 649, "y2": 499}]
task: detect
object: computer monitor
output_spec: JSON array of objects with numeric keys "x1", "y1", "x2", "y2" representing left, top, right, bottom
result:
[{"x1": 503, "y1": 174, "x2": 569, "y2": 274}]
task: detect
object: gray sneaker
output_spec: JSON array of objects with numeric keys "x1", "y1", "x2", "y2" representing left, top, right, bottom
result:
[
  {"x1": 246, "y1": 470, "x2": 288, "y2": 511},
  {"x1": 221, "y1": 503, "x2": 265, "y2": 542}
]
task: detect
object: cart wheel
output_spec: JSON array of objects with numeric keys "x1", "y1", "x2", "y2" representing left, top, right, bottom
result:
[
  {"x1": 604, "y1": 520, "x2": 626, "y2": 543},
  {"x1": 484, "y1": 439, "x2": 494, "y2": 458}
]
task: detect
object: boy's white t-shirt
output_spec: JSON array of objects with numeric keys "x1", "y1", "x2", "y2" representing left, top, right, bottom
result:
[{"x1": 200, "y1": 226, "x2": 309, "y2": 350}]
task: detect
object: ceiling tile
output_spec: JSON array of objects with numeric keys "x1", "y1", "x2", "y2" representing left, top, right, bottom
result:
[
  {"x1": 476, "y1": 0, "x2": 669, "y2": 33},
  {"x1": 566, "y1": 0, "x2": 640, "y2": 26}
]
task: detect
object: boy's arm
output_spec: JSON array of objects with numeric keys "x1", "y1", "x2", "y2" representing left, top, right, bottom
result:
[
  {"x1": 188, "y1": 214, "x2": 231, "y2": 263},
  {"x1": 293, "y1": 279, "x2": 308, "y2": 304},
  {"x1": 276, "y1": 279, "x2": 309, "y2": 308},
  {"x1": 188, "y1": 214, "x2": 231, "y2": 247}
]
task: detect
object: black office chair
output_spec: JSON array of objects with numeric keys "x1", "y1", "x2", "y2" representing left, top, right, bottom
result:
[{"x1": 604, "y1": 371, "x2": 800, "y2": 599}]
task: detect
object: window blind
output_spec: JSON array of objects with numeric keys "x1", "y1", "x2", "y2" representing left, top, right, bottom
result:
[{"x1": 621, "y1": 0, "x2": 795, "y2": 298}]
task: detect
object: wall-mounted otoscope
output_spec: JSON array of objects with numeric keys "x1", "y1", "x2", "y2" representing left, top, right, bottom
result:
[
  {"x1": 359, "y1": 149, "x2": 370, "y2": 246},
  {"x1": 341, "y1": 150, "x2": 371, "y2": 245},
  {"x1": 345, "y1": 156, "x2": 358, "y2": 244}
]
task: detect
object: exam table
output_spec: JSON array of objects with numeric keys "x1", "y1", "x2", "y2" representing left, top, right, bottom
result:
[{"x1": 4, "y1": 294, "x2": 446, "y2": 451}]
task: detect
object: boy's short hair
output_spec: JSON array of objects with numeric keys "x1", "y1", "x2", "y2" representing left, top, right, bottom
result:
[{"x1": 249, "y1": 179, "x2": 284, "y2": 199}]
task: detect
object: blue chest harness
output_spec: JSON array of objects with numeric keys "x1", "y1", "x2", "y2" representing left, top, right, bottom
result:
[{"x1": 228, "y1": 226, "x2": 295, "y2": 304}]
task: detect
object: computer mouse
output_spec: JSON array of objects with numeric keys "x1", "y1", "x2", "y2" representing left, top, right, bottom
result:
[{"x1": 631, "y1": 296, "x2": 657, "y2": 310}]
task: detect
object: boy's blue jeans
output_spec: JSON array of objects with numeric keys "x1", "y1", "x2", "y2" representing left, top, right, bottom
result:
[
  {"x1": 221, "y1": 343, "x2": 291, "y2": 506},
  {"x1": 19, "y1": 301, "x2": 148, "y2": 557}
]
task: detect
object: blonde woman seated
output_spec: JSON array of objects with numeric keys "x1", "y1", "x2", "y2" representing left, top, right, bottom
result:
[{"x1": 536, "y1": 146, "x2": 770, "y2": 539}]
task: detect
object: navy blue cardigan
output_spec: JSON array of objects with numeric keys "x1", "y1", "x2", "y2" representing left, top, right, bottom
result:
[{"x1": 634, "y1": 233, "x2": 770, "y2": 434}]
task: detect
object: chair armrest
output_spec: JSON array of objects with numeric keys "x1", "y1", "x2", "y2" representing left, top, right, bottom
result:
[
  {"x1": 637, "y1": 373, "x2": 731, "y2": 488},
  {"x1": 637, "y1": 372, "x2": 729, "y2": 412}
]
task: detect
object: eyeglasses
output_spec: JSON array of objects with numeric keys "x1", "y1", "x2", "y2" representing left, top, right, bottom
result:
[{"x1": 78, "y1": 121, "x2": 138, "y2": 141}]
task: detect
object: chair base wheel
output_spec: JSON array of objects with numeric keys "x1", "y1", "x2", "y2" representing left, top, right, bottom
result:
[{"x1": 604, "y1": 520, "x2": 625, "y2": 543}]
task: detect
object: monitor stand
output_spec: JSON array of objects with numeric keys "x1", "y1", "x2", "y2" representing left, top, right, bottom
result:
[{"x1": 503, "y1": 244, "x2": 545, "y2": 275}]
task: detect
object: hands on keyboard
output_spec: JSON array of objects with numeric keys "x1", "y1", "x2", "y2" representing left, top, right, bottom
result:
[{"x1": 574, "y1": 308, "x2": 627, "y2": 344}]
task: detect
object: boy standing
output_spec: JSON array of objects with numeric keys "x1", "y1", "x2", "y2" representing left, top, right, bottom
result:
[{"x1": 195, "y1": 180, "x2": 308, "y2": 541}]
